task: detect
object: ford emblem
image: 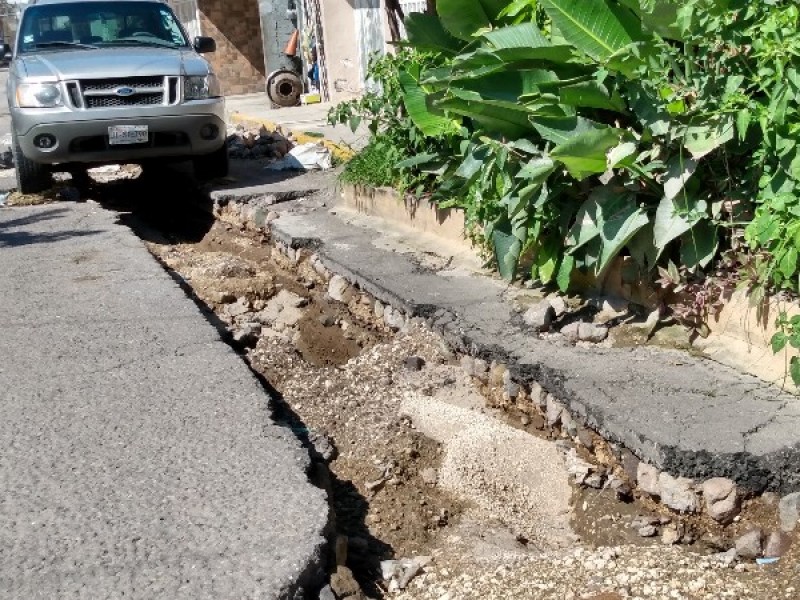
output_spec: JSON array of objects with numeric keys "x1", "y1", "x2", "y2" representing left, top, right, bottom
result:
[{"x1": 114, "y1": 86, "x2": 136, "y2": 97}]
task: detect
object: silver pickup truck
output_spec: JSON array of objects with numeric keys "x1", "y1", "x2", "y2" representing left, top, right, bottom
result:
[{"x1": 7, "y1": 0, "x2": 227, "y2": 193}]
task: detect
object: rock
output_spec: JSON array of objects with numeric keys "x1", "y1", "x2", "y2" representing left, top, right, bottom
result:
[
  {"x1": 420, "y1": 468, "x2": 438, "y2": 486},
  {"x1": 621, "y1": 450, "x2": 639, "y2": 483},
  {"x1": 561, "y1": 410, "x2": 578, "y2": 437},
  {"x1": 273, "y1": 289, "x2": 307, "y2": 309},
  {"x1": 472, "y1": 358, "x2": 489, "y2": 376},
  {"x1": 318, "y1": 314, "x2": 336, "y2": 327},
  {"x1": 381, "y1": 556, "x2": 431, "y2": 592},
  {"x1": 318, "y1": 585, "x2": 336, "y2": 600},
  {"x1": 548, "y1": 295, "x2": 568, "y2": 317},
  {"x1": 661, "y1": 524, "x2": 681, "y2": 545},
  {"x1": 313, "y1": 259, "x2": 329, "y2": 277},
  {"x1": 328, "y1": 275, "x2": 351, "y2": 302},
  {"x1": 523, "y1": 301, "x2": 555, "y2": 331},
  {"x1": 584, "y1": 472, "x2": 605, "y2": 489},
  {"x1": 489, "y1": 363, "x2": 506, "y2": 387},
  {"x1": 638, "y1": 524, "x2": 658, "y2": 537},
  {"x1": 762, "y1": 491, "x2": 780, "y2": 507},
  {"x1": 577, "y1": 322, "x2": 609, "y2": 343},
  {"x1": 560, "y1": 322, "x2": 580, "y2": 342},
  {"x1": 735, "y1": 529, "x2": 763, "y2": 560},
  {"x1": 566, "y1": 450, "x2": 593, "y2": 486},
  {"x1": 330, "y1": 566, "x2": 364, "y2": 599},
  {"x1": 764, "y1": 531, "x2": 792, "y2": 558},
  {"x1": 637, "y1": 462, "x2": 660, "y2": 497},
  {"x1": 710, "y1": 548, "x2": 738, "y2": 567},
  {"x1": 383, "y1": 306, "x2": 406, "y2": 330},
  {"x1": 224, "y1": 297, "x2": 251, "y2": 318},
  {"x1": 658, "y1": 473, "x2": 699, "y2": 513},
  {"x1": 504, "y1": 381, "x2": 520, "y2": 399},
  {"x1": 405, "y1": 356, "x2": 425, "y2": 371},
  {"x1": 702, "y1": 478, "x2": 740, "y2": 524},
  {"x1": 308, "y1": 431, "x2": 337, "y2": 462},
  {"x1": 779, "y1": 492, "x2": 800, "y2": 532},
  {"x1": 576, "y1": 427, "x2": 594, "y2": 450},
  {"x1": 460, "y1": 355, "x2": 475, "y2": 376},
  {"x1": 529, "y1": 382, "x2": 546, "y2": 409},
  {"x1": 545, "y1": 395, "x2": 565, "y2": 428},
  {"x1": 374, "y1": 299, "x2": 384, "y2": 318},
  {"x1": 608, "y1": 476, "x2": 633, "y2": 500},
  {"x1": 520, "y1": 414, "x2": 531, "y2": 426}
]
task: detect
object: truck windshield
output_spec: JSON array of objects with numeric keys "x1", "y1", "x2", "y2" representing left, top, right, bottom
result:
[{"x1": 18, "y1": 1, "x2": 190, "y2": 53}]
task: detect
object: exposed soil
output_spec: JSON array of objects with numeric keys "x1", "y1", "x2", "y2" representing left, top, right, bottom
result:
[
  {"x1": 125, "y1": 206, "x2": 466, "y2": 596},
  {"x1": 77, "y1": 165, "x2": 800, "y2": 599}
]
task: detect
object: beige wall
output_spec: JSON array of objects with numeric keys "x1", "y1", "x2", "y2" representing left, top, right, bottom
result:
[{"x1": 320, "y1": 0, "x2": 361, "y2": 103}]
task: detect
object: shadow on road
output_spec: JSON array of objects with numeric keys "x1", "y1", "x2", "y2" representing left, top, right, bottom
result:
[{"x1": 0, "y1": 206, "x2": 102, "y2": 248}]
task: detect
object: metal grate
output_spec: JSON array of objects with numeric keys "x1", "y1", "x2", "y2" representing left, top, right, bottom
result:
[
  {"x1": 86, "y1": 94, "x2": 164, "y2": 108},
  {"x1": 81, "y1": 77, "x2": 164, "y2": 93}
]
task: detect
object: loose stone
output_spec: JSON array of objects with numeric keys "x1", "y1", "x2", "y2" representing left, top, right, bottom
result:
[
  {"x1": 658, "y1": 473, "x2": 699, "y2": 514},
  {"x1": 701, "y1": 477, "x2": 740, "y2": 524},
  {"x1": 779, "y1": 492, "x2": 800, "y2": 532},
  {"x1": 735, "y1": 529, "x2": 764, "y2": 560}
]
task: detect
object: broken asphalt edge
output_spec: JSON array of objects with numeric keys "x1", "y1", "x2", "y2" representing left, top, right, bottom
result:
[
  {"x1": 250, "y1": 199, "x2": 800, "y2": 496},
  {"x1": 229, "y1": 111, "x2": 355, "y2": 163}
]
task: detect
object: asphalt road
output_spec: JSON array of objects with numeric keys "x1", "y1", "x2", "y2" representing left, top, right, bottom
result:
[{"x1": 0, "y1": 70, "x2": 330, "y2": 597}]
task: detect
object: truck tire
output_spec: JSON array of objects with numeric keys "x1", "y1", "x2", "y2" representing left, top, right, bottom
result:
[
  {"x1": 193, "y1": 143, "x2": 229, "y2": 180},
  {"x1": 13, "y1": 133, "x2": 50, "y2": 194}
]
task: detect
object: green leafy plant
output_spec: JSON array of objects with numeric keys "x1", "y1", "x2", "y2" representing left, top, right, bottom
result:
[
  {"x1": 771, "y1": 311, "x2": 800, "y2": 387},
  {"x1": 330, "y1": 0, "x2": 800, "y2": 307}
]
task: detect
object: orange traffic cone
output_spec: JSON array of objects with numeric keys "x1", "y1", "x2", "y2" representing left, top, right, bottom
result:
[{"x1": 284, "y1": 29, "x2": 299, "y2": 56}]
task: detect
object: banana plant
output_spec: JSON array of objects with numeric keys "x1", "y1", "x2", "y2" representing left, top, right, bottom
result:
[{"x1": 396, "y1": 0, "x2": 722, "y2": 287}]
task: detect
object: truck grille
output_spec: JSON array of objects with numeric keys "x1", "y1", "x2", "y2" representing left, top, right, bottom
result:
[{"x1": 66, "y1": 76, "x2": 180, "y2": 109}]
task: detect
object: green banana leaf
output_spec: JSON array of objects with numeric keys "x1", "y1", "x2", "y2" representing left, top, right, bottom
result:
[
  {"x1": 551, "y1": 127, "x2": 623, "y2": 180},
  {"x1": 404, "y1": 13, "x2": 465, "y2": 54},
  {"x1": 398, "y1": 71, "x2": 458, "y2": 137},
  {"x1": 540, "y1": 0, "x2": 643, "y2": 62}
]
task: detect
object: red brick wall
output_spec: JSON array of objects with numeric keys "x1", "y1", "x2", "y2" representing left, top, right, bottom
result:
[{"x1": 198, "y1": 0, "x2": 265, "y2": 96}]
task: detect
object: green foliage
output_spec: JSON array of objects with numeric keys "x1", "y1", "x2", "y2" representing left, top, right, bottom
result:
[
  {"x1": 337, "y1": 138, "x2": 404, "y2": 188},
  {"x1": 330, "y1": 0, "x2": 800, "y2": 303},
  {"x1": 328, "y1": 49, "x2": 457, "y2": 192},
  {"x1": 771, "y1": 312, "x2": 800, "y2": 387}
]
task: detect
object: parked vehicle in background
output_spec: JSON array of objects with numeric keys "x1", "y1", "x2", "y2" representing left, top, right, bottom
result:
[{"x1": 6, "y1": 0, "x2": 227, "y2": 194}]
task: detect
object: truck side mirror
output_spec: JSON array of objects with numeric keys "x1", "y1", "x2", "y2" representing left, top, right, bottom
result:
[{"x1": 193, "y1": 36, "x2": 216, "y2": 54}]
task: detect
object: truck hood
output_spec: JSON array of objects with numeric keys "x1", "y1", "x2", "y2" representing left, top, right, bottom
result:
[{"x1": 17, "y1": 47, "x2": 210, "y2": 81}]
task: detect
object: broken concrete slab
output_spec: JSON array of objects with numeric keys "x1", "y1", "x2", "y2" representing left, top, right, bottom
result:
[{"x1": 257, "y1": 193, "x2": 800, "y2": 494}]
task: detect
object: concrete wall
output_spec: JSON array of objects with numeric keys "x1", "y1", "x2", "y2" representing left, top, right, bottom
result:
[
  {"x1": 319, "y1": 0, "x2": 361, "y2": 102},
  {"x1": 258, "y1": 0, "x2": 298, "y2": 78},
  {"x1": 198, "y1": 0, "x2": 266, "y2": 95}
]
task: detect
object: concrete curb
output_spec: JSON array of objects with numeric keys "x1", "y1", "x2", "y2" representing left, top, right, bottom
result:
[{"x1": 242, "y1": 197, "x2": 800, "y2": 497}]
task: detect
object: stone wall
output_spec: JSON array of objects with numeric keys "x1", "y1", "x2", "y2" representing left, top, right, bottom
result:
[{"x1": 198, "y1": 0, "x2": 266, "y2": 96}]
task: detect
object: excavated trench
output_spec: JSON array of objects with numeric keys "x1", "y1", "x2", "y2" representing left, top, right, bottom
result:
[{"x1": 71, "y1": 165, "x2": 800, "y2": 599}]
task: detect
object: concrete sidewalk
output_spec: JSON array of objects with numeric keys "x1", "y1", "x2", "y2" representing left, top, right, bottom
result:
[{"x1": 0, "y1": 203, "x2": 329, "y2": 598}]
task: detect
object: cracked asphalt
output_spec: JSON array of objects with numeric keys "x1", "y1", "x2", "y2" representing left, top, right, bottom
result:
[{"x1": 0, "y1": 203, "x2": 329, "y2": 598}]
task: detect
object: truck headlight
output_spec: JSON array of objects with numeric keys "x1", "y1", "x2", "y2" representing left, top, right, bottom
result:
[
  {"x1": 184, "y1": 74, "x2": 221, "y2": 100},
  {"x1": 16, "y1": 82, "x2": 63, "y2": 108}
]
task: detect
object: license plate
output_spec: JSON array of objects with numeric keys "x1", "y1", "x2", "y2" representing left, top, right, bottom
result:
[{"x1": 108, "y1": 125, "x2": 148, "y2": 145}]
